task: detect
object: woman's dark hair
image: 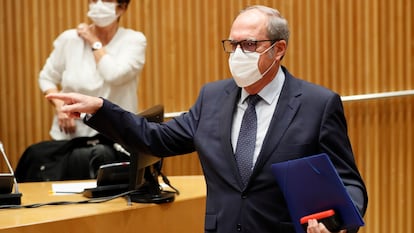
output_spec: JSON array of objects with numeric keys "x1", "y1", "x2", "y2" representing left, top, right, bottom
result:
[{"x1": 117, "y1": 0, "x2": 130, "y2": 9}]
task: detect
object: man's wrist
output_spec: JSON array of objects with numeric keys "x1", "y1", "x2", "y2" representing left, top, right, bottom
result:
[{"x1": 85, "y1": 97, "x2": 104, "y2": 120}]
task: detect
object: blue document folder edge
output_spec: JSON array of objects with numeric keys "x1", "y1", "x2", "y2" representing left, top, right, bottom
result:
[{"x1": 271, "y1": 153, "x2": 364, "y2": 233}]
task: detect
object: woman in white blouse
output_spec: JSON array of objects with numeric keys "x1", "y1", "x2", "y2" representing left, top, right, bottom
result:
[{"x1": 39, "y1": 0, "x2": 146, "y2": 140}]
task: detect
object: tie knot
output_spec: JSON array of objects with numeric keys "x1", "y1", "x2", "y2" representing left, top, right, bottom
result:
[{"x1": 247, "y1": 94, "x2": 262, "y2": 106}]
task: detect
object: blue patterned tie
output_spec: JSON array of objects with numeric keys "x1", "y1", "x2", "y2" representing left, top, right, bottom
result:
[{"x1": 235, "y1": 94, "x2": 262, "y2": 186}]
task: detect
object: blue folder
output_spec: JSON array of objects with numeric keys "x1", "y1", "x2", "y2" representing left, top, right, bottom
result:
[{"x1": 271, "y1": 153, "x2": 364, "y2": 233}]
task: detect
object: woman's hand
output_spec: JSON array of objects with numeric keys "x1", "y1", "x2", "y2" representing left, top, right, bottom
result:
[
  {"x1": 76, "y1": 23, "x2": 99, "y2": 46},
  {"x1": 56, "y1": 106, "x2": 76, "y2": 134}
]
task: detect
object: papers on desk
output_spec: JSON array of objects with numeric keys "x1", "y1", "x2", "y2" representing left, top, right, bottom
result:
[
  {"x1": 51, "y1": 181, "x2": 172, "y2": 195},
  {"x1": 271, "y1": 153, "x2": 364, "y2": 233},
  {"x1": 51, "y1": 181, "x2": 97, "y2": 195}
]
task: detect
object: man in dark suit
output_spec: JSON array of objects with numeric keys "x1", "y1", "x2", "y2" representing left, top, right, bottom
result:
[{"x1": 47, "y1": 5, "x2": 367, "y2": 233}]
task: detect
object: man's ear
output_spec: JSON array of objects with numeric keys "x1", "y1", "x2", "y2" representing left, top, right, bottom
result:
[{"x1": 273, "y1": 40, "x2": 287, "y2": 60}]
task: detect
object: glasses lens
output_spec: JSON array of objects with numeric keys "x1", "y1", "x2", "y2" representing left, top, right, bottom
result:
[
  {"x1": 222, "y1": 40, "x2": 235, "y2": 53},
  {"x1": 222, "y1": 40, "x2": 258, "y2": 53},
  {"x1": 240, "y1": 41, "x2": 257, "y2": 53}
]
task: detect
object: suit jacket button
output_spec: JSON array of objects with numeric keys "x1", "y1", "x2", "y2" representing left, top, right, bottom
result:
[{"x1": 237, "y1": 224, "x2": 242, "y2": 231}]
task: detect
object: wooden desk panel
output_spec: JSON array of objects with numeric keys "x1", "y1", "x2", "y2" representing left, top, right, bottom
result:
[{"x1": 0, "y1": 176, "x2": 206, "y2": 233}]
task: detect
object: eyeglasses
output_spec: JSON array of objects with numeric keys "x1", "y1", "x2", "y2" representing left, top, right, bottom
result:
[{"x1": 221, "y1": 39, "x2": 276, "y2": 53}]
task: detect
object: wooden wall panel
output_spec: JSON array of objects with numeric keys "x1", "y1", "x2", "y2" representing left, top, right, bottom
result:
[
  {"x1": 344, "y1": 96, "x2": 414, "y2": 233},
  {"x1": 0, "y1": 1, "x2": 413, "y2": 233}
]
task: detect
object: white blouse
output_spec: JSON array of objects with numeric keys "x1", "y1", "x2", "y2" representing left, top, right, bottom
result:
[{"x1": 39, "y1": 27, "x2": 146, "y2": 140}]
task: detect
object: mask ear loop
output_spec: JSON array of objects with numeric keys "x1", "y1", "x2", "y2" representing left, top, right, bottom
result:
[
  {"x1": 259, "y1": 42, "x2": 277, "y2": 56},
  {"x1": 260, "y1": 58, "x2": 277, "y2": 77},
  {"x1": 267, "y1": 45, "x2": 277, "y2": 59},
  {"x1": 259, "y1": 42, "x2": 278, "y2": 77}
]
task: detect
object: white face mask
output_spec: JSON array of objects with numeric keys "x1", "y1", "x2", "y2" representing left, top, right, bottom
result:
[
  {"x1": 229, "y1": 43, "x2": 276, "y2": 87},
  {"x1": 87, "y1": 0, "x2": 118, "y2": 27}
]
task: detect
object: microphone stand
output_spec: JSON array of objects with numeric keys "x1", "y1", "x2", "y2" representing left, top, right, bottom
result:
[{"x1": 0, "y1": 141, "x2": 22, "y2": 205}]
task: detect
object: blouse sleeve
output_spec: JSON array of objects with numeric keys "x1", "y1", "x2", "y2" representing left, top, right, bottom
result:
[
  {"x1": 38, "y1": 31, "x2": 71, "y2": 92},
  {"x1": 96, "y1": 29, "x2": 147, "y2": 86}
]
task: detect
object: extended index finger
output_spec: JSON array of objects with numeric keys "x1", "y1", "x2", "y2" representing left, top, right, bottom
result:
[{"x1": 45, "y1": 93, "x2": 74, "y2": 103}]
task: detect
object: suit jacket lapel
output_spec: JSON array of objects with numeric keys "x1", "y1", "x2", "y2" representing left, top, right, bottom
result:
[
  {"x1": 219, "y1": 82, "x2": 243, "y2": 189},
  {"x1": 251, "y1": 72, "x2": 302, "y2": 181}
]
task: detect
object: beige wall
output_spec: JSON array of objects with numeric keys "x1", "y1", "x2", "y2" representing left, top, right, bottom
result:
[{"x1": 0, "y1": 1, "x2": 413, "y2": 233}]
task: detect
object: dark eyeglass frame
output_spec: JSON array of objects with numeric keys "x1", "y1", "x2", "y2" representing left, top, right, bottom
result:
[{"x1": 221, "y1": 39, "x2": 277, "y2": 53}]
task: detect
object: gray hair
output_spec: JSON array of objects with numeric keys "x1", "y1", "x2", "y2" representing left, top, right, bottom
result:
[{"x1": 241, "y1": 5, "x2": 290, "y2": 44}]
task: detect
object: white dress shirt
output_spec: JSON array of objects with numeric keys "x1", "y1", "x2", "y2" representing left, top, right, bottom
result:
[{"x1": 231, "y1": 66, "x2": 285, "y2": 167}]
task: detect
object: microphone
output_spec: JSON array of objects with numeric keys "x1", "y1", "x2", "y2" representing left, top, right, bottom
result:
[
  {"x1": 113, "y1": 143, "x2": 130, "y2": 156},
  {"x1": 0, "y1": 140, "x2": 22, "y2": 205}
]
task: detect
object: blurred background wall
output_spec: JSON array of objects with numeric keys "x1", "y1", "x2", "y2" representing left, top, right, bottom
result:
[{"x1": 0, "y1": 1, "x2": 413, "y2": 232}]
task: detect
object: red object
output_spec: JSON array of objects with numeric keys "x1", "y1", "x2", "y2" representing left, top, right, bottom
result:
[{"x1": 300, "y1": 209, "x2": 336, "y2": 224}]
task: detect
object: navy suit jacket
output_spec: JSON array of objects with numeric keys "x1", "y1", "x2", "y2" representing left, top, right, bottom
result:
[{"x1": 86, "y1": 67, "x2": 368, "y2": 233}]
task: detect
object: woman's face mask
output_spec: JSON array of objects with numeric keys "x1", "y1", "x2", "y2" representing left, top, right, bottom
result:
[
  {"x1": 229, "y1": 43, "x2": 276, "y2": 87},
  {"x1": 87, "y1": 0, "x2": 119, "y2": 27}
]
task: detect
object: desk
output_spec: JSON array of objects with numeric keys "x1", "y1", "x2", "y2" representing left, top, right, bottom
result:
[{"x1": 0, "y1": 176, "x2": 206, "y2": 233}]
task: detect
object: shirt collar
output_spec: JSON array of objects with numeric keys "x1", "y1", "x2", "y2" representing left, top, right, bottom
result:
[{"x1": 240, "y1": 66, "x2": 286, "y2": 104}]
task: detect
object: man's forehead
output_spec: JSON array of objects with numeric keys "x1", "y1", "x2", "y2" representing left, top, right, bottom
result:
[{"x1": 229, "y1": 10, "x2": 267, "y2": 40}]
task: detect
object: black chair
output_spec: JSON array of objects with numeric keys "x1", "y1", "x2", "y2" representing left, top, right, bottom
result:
[{"x1": 15, "y1": 105, "x2": 165, "y2": 183}]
